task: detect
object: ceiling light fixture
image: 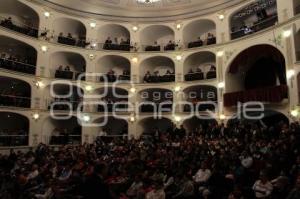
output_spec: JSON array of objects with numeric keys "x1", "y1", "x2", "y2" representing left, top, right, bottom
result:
[{"x1": 137, "y1": 0, "x2": 161, "y2": 4}]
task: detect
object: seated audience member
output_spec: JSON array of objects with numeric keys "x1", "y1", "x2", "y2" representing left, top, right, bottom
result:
[
  {"x1": 144, "y1": 71, "x2": 151, "y2": 83},
  {"x1": 104, "y1": 37, "x2": 113, "y2": 49},
  {"x1": 164, "y1": 40, "x2": 175, "y2": 51},
  {"x1": 207, "y1": 33, "x2": 216, "y2": 45},
  {"x1": 253, "y1": 172, "x2": 273, "y2": 198}
]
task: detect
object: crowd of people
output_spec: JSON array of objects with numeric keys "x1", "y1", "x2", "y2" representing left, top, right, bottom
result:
[
  {"x1": 57, "y1": 32, "x2": 89, "y2": 48},
  {"x1": 55, "y1": 65, "x2": 85, "y2": 81},
  {"x1": 103, "y1": 37, "x2": 131, "y2": 51},
  {"x1": 188, "y1": 33, "x2": 216, "y2": 49},
  {"x1": 0, "y1": 53, "x2": 36, "y2": 74},
  {"x1": 143, "y1": 70, "x2": 175, "y2": 83},
  {"x1": 0, "y1": 120, "x2": 300, "y2": 198},
  {"x1": 99, "y1": 69, "x2": 131, "y2": 82},
  {"x1": 185, "y1": 65, "x2": 217, "y2": 81},
  {"x1": 0, "y1": 17, "x2": 38, "y2": 38}
]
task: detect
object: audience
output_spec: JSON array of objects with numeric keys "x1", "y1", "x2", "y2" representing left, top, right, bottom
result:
[
  {"x1": 188, "y1": 33, "x2": 216, "y2": 48},
  {"x1": 103, "y1": 37, "x2": 130, "y2": 51},
  {"x1": 185, "y1": 65, "x2": 216, "y2": 81},
  {"x1": 0, "y1": 120, "x2": 299, "y2": 198},
  {"x1": 143, "y1": 70, "x2": 175, "y2": 83},
  {"x1": 99, "y1": 69, "x2": 131, "y2": 82},
  {"x1": 55, "y1": 65, "x2": 85, "y2": 80},
  {"x1": 0, "y1": 17, "x2": 38, "y2": 38}
]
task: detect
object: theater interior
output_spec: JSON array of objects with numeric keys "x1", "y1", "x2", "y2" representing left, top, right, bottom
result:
[{"x1": 0, "y1": 0, "x2": 300, "y2": 198}]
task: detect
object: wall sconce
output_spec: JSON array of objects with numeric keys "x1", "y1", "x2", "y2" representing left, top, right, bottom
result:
[
  {"x1": 35, "y1": 80, "x2": 45, "y2": 88},
  {"x1": 174, "y1": 116, "x2": 181, "y2": 122},
  {"x1": 82, "y1": 115, "x2": 91, "y2": 122},
  {"x1": 44, "y1": 11, "x2": 50, "y2": 18},
  {"x1": 219, "y1": 114, "x2": 226, "y2": 120},
  {"x1": 217, "y1": 51, "x2": 224, "y2": 57},
  {"x1": 90, "y1": 22, "x2": 96, "y2": 28},
  {"x1": 287, "y1": 69, "x2": 295, "y2": 79},
  {"x1": 130, "y1": 87, "x2": 136, "y2": 93},
  {"x1": 132, "y1": 57, "x2": 138, "y2": 63},
  {"x1": 217, "y1": 82, "x2": 225, "y2": 89},
  {"x1": 32, "y1": 113, "x2": 40, "y2": 120},
  {"x1": 218, "y1": 14, "x2": 225, "y2": 21},
  {"x1": 85, "y1": 85, "x2": 93, "y2": 92},
  {"x1": 174, "y1": 86, "x2": 181, "y2": 92},
  {"x1": 89, "y1": 54, "x2": 95, "y2": 60},
  {"x1": 132, "y1": 26, "x2": 139, "y2": 32},
  {"x1": 176, "y1": 23, "x2": 182, "y2": 30},
  {"x1": 176, "y1": 55, "x2": 182, "y2": 61},
  {"x1": 41, "y1": 45, "x2": 48, "y2": 52},
  {"x1": 283, "y1": 29, "x2": 292, "y2": 38},
  {"x1": 291, "y1": 109, "x2": 299, "y2": 117},
  {"x1": 130, "y1": 115, "x2": 135, "y2": 122}
]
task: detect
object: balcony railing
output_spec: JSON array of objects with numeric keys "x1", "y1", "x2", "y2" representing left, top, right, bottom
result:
[
  {"x1": 97, "y1": 74, "x2": 131, "y2": 83},
  {"x1": 184, "y1": 71, "x2": 216, "y2": 82},
  {"x1": 0, "y1": 58, "x2": 36, "y2": 75},
  {"x1": 0, "y1": 94, "x2": 31, "y2": 108},
  {"x1": 0, "y1": 135, "x2": 28, "y2": 147},
  {"x1": 143, "y1": 74, "x2": 175, "y2": 83},
  {"x1": 223, "y1": 85, "x2": 288, "y2": 107},
  {"x1": 0, "y1": 16, "x2": 38, "y2": 38},
  {"x1": 48, "y1": 135, "x2": 81, "y2": 145},
  {"x1": 231, "y1": 15, "x2": 278, "y2": 40},
  {"x1": 54, "y1": 70, "x2": 86, "y2": 81},
  {"x1": 47, "y1": 99, "x2": 83, "y2": 111}
]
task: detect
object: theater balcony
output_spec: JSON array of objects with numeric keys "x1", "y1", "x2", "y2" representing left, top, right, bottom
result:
[
  {"x1": 0, "y1": 0, "x2": 39, "y2": 38},
  {"x1": 44, "y1": 83, "x2": 84, "y2": 111},
  {"x1": 183, "y1": 116, "x2": 217, "y2": 135},
  {"x1": 42, "y1": 116, "x2": 82, "y2": 145},
  {"x1": 0, "y1": 76, "x2": 31, "y2": 108},
  {"x1": 140, "y1": 56, "x2": 175, "y2": 83},
  {"x1": 96, "y1": 55, "x2": 131, "y2": 83},
  {"x1": 184, "y1": 51, "x2": 216, "y2": 82},
  {"x1": 140, "y1": 25, "x2": 175, "y2": 52},
  {"x1": 230, "y1": 1, "x2": 278, "y2": 40},
  {"x1": 52, "y1": 18, "x2": 87, "y2": 48},
  {"x1": 50, "y1": 51, "x2": 86, "y2": 81},
  {"x1": 92, "y1": 117, "x2": 128, "y2": 138},
  {"x1": 0, "y1": 35, "x2": 36, "y2": 75},
  {"x1": 137, "y1": 117, "x2": 173, "y2": 136},
  {"x1": 138, "y1": 88, "x2": 173, "y2": 113},
  {"x1": 98, "y1": 24, "x2": 130, "y2": 51},
  {"x1": 94, "y1": 87, "x2": 129, "y2": 113},
  {"x1": 0, "y1": 112, "x2": 29, "y2": 147},
  {"x1": 183, "y1": 85, "x2": 218, "y2": 112},
  {"x1": 183, "y1": 19, "x2": 216, "y2": 49},
  {"x1": 224, "y1": 45, "x2": 288, "y2": 107}
]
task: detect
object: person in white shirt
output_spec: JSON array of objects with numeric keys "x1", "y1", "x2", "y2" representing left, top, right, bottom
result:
[
  {"x1": 27, "y1": 164, "x2": 39, "y2": 180},
  {"x1": 253, "y1": 172, "x2": 273, "y2": 198},
  {"x1": 193, "y1": 162, "x2": 212, "y2": 184}
]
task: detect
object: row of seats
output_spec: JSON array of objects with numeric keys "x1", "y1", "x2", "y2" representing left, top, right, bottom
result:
[{"x1": 0, "y1": 95, "x2": 31, "y2": 108}]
